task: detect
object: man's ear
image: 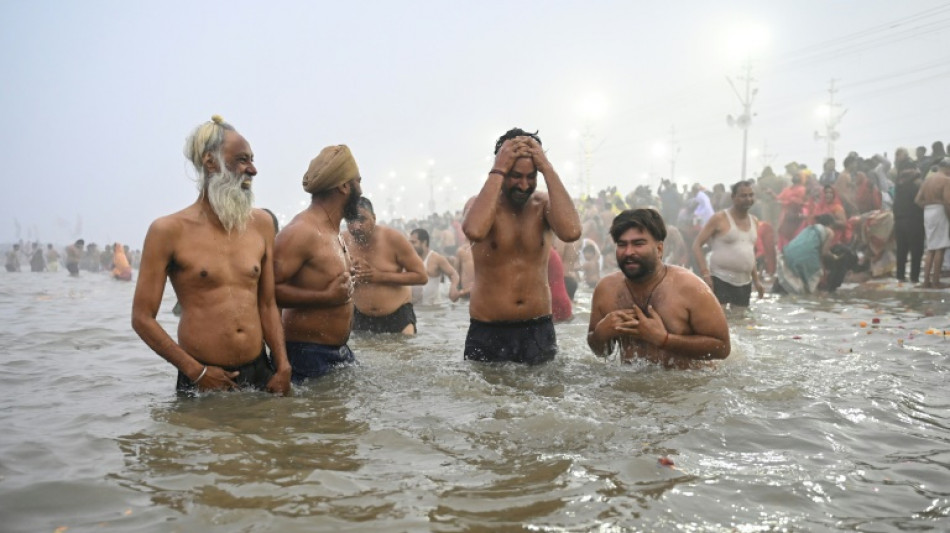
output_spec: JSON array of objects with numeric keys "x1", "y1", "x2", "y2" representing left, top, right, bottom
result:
[{"x1": 202, "y1": 151, "x2": 219, "y2": 175}]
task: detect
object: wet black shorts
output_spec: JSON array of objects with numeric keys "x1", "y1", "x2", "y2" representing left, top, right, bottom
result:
[
  {"x1": 353, "y1": 302, "x2": 417, "y2": 334},
  {"x1": 286, "y1": 342, "x2": 356, "y2": 384},
  {"x1": 464, "y1": 315, "x2": 557, "y2": 365},
  {"x1": 712, "y1": 276, "x2": 752, "y2": 307},
  {"x1": 176, "y1": 347, "x2": 275, "y2": 395}
]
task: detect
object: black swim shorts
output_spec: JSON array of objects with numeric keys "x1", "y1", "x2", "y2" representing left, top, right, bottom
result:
[
  {"x1": 286, "y1": 342, "x2": 356, "y2": 384},
  {"x1": 464, "y1": 315, "x2": 557, "y2": 365},
  {"x1": 176, "y1": 347, "x2": 275, "y2": 395},
  {"x1": 711, "y1": 276, "x2": 752, "y2": 307},
  {"x1": 352, "y1": 302, "x2": 417, "y2": 334}
]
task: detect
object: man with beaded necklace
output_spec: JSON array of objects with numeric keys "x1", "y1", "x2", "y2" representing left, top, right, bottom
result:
[{"x1": 587, "y1": 208, "x2": 730, "y2": 368}]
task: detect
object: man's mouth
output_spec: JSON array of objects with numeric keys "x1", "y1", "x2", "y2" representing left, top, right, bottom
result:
[{"x1": 240, "y1": 178, "x2": 253, "y2": 190}]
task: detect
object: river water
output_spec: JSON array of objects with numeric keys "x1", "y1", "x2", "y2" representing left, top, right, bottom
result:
[{"x1": 1, "y1": 271, "x2": 949, "y2": 532}]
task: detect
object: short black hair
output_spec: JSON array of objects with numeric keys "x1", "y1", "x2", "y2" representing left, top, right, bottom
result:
[
  {"x1": 494, "y1": 128, "x2": 542, "y2": 155},
  {"x1": 731, "y1": 180, "x2": 755, "y2": 196},
  {"x1": 358, "y1": 197, "x2": 375, "y2": 216},
  {"x1": 410, "y1": 228, "x2": 429, "y2": 245},
  {"x1": 609, "y1": 208, "x2": 667, "y2": 243}
]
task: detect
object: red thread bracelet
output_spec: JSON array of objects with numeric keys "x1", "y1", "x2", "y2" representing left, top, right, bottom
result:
[
  {"x1": 659, "y1": 332, "x2": 669, "y2": 348},
  {"x1": 489, "y1": 169, "x2": 506, "y2": 177}
]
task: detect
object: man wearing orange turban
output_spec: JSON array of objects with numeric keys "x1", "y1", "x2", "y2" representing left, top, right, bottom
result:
[{"x1": 274, "y1": 145, "x2": 365, "y2": 383}]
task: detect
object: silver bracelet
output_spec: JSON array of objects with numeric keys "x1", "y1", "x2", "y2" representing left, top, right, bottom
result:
[{"x1": 193, "y1": 365, "x2": 208, "y2": 383}]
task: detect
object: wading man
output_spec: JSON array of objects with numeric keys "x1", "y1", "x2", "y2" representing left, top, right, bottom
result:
[
  {"x1": 461, "y1": 128, "x2": 581, "y2": 364},
  {"x1": 274, "y1": 145, "x2": 362, "y2": 383},
  {"x1": 344, "y1": 197, "x2": 428, "y2": 334},
  {"x1": 588, "y1": 209, "x2": 730, "y2": 369},
  {"x1": 691, "y1": 180, "x2": 765, "y2": 309},
  {"x1": 409, "y1": 228, "x2": 461, "y2": 305},
  {"x1": 132, "y1": 116, "x2": 291, "y2": 394}
]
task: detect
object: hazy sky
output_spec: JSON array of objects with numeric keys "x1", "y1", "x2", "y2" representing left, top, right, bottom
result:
[{"x1": 2, "y1": 0, "x2": 948, "y2": 247}]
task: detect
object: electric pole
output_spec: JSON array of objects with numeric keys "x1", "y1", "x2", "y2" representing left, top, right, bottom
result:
[
  {"x1": 727, "y1": 60, "x2": 757, "y2": 181},
  {"x1": 814, "y1": 79, "x2": 847, "y2": 160}
]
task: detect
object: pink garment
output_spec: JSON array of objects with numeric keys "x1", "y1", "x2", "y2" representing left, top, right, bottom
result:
[{"x1": 548, "y1": 249, "x2": 573, "y2": 322}]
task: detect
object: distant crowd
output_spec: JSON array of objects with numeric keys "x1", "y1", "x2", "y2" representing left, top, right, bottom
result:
[
  {"x1": 4, "y1": 239, "x2": 138, "y2": 280},
  {"x1": 387, "y1": 139, "x2": 950, "y2": 296}
]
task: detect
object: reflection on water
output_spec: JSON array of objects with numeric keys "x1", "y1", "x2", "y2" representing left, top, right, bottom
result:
[{"x1": 1, "y1": 274, "x2": 949, "y2": 531}]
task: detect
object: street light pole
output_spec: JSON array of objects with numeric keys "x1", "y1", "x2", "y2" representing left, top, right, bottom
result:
[
  {"x1": 814, "y1": 79, "x2": 847, "y2": 161},
  {"x1": 727, "y1": 60, "x2": 757, "y2": 181}
]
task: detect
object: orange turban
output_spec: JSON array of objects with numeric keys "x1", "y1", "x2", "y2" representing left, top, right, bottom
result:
[{"x1": 302, "y1": 145, "x2": 360, "y2": 194}]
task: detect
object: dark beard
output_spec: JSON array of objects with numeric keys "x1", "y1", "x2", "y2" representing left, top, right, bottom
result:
[
  {"x1": 342, "y1": 186, "x2": 361, "y2": 221},
  {"x1": 619, "y1": 256, "x2": 657, "y2": 281},
  {"x1": 506, "y1": 186, "x2": 534, "y2": 207}
]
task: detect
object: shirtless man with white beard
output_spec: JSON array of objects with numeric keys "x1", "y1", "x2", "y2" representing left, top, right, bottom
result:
[{"x1": 132, "y1": 116, "x2": 291, "y2": 395}]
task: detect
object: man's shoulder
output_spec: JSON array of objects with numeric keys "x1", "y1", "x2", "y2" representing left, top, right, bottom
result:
[
  {"x1": 665, "y1": 265, "x2": 703, "y2": 285},
  {"x1": 148, "y1": 208, "x2": 193, "y2": 234},
  {"x1": 593, "y1": 271, "x2": 625, "y2": 291}
]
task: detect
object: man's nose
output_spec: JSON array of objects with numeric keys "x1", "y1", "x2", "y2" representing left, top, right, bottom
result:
[{"x1": 246, "y1": 163, "x2": 257, "y2": 176}]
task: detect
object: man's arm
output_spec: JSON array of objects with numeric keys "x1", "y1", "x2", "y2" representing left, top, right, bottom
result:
[
  {"x1": 353, "y1": 229, "x2": 428, "y2": 286},
  {"x1": 587, "y1": 281, "x2": 637, "y2": 356},
  {"x1": 436, "y1": 254, "x2": 462, "y2": 301},
  {"x1": 255, "y1": 214, "x2": 290, "y2": 395},
  {"x1": 388, "y1": 231, "x2": 428, "y2": 285},
  {"x1": 526, "y1": 138, "x2": 582, "y2": 242},
  {"x1": 462, "y1": 138, "x2": 528, "y2": 242},
  {"x1": 273, "y1": 226, "x2": 351, "y2": 308},
  {"x1": 914, "y1": 180, "x2": 927, "y2": 207},
  {"x1": 691, "y1": 213, "x2": 721, "y2": 286},
  {"x1": 750, "y1": 215, "x2": 765, "y2": 298}
]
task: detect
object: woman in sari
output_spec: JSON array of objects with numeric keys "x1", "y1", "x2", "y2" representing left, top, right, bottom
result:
[
  {"x1": 773, "y1": 214, "x2": 838, "y2": 294},
  {"x1": 775, "y1": 174, "x2": 807, "y2": 250},
  {"x1": 806, "y1": 185, "x2": 851, "y2": 246}
]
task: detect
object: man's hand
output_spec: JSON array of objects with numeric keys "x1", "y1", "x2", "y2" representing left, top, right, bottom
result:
[
  {"x1": 196, "y1": 366, "x2": 239, "y2": 391},
  {"x1": 632, "y1": 305, "x2": 668, "y2": 347},
  {"x1": 523, "y1": 137, "x2": 554, "y2": 175},
  {"x1": 266, "y1": 365, "x2": 292, "y2": 395},
  {"x1": 754, "y1": 279, "x2": 765, "y2": 299},
  {"x1": 491, "y1": 138, "x2": 532, "y2": 174},
  {"x1": 595, "y1": 309, "x2": 639, "y2": 340},
  {"x1": 351, "y1": 259, "x2": 376, "y2": 285},
  {"x1": 328, "y1": 270, "x2": 354, "y2": 302}
]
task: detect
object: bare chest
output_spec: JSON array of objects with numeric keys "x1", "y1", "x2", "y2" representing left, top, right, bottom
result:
[{"x1": 169, "y1": 233, "x2": 264, "y2": 288}]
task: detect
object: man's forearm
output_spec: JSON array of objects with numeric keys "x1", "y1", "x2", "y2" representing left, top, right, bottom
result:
[
  {"x1": 133, "y1": 317, "x2": 203, "y2": 379},
  {"x1": 260, "y1": 305, "x2": 290, "y2": 370},
  {"x1": 662, "y1": 333, "x2": 729, "y2": 360},
  {"x1": 276, "y1": 284, "x2": 348, "y2": 308}
]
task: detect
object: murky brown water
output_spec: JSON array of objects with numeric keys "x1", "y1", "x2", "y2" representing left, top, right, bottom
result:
[{"x1": 1, "y1": 272, "x2": 949, "y2": 532}]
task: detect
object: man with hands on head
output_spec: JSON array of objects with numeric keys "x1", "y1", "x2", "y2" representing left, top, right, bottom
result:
[
  {"x1": 462, "y1": 128, "x2": 581, "y2": 364},
  {"x1": 588, "y1": 208, "x2": 730, "y2": 369}
]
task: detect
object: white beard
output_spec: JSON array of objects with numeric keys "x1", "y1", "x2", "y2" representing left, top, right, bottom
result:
[{"x1": 206, "y1": 166, "x2": 254, "y2": 233}]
